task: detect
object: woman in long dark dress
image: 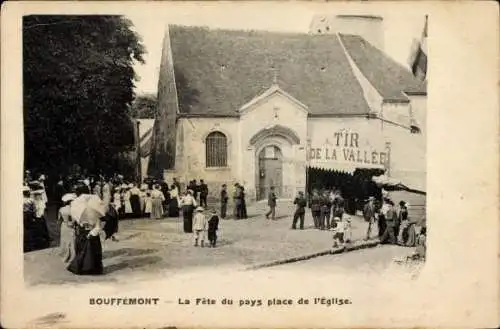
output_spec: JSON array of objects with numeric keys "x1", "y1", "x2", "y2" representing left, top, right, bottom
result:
[
  {"x1": 240, "y1": 185, "x2": 248, "y2": 219},
  {"x1": 32, "y1": 189, "x2": 51, "y2": 250},
  {"x1": 180, "y1": 190, "x2": 196, "y2": 233},
  {"x1": 67, "y1": 184, "x2": 106, "y2": 275},
  {"x1": 23, "y1": 186, "x2": 36, "y2": 252},
  {"x1": 102, "y1": 197, "x2": 119, "y2": 241},
  {"x1": 168, "y1": 184, "x2": 180, "y2": 217}
]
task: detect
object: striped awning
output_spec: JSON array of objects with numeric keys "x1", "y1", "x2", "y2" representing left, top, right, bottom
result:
[{"x1": 307, "y1": 160, "x2": 385, "y2": 175}]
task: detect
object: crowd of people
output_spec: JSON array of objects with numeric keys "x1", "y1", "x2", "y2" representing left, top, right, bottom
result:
[{"x1": 23, "y1": 168, "x2": 426, "y2": 276}]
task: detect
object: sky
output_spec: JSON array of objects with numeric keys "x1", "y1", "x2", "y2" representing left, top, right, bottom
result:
[{"x1": 127, "y1": 3, "x2": 426, "y2": 95}]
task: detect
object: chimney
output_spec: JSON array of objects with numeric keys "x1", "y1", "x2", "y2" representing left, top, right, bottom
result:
[{"x1": 310, "y1": 14, "x2": 385, "y2": 51}]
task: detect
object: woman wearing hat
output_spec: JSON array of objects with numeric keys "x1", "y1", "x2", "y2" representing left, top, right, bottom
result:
[
  {"x1": 31, "y1": 188, "x2": 51, "y2": 250},
  {"x1": 67, "y1": 183, "x2": 106, "y2": 275},
  {"x1": 150, "y1": 184, "x2": 165, "y2": 220},
  {"x1": 180, "y1": 189, "x2": 197, "y2": 233},
  {"x1": 23, "y1": 186, "x2": 36, "y2": 252},
  {"x1": 123, "y1": 184, "x2": 133, "y2": 218},
  {"x1": 58, "y1": 193, "x2": 77, "y2": 263}
]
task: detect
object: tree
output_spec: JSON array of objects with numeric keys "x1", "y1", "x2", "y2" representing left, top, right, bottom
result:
[
  {"x1": 23, "y1": 15, "x2": 146, "y2": 178},
  {"x1": 129, "y1": 94, "x2": 158, "y2": 118}
]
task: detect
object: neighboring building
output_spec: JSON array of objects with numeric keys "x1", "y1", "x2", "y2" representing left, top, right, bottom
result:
[{"x1": 147, "y1": 22, "x2": 427, "y2": 202}]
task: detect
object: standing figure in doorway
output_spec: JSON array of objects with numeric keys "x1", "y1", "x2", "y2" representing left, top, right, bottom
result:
[
  {"x1": 220, "y1": 184, "x2": 228, "y2": 219},
  {"x1": 265, "y1": 186, "x2": 277, "y2": 220},
  {"x1": 292, "y1": 191, "x2": 307, "y2": 230}
]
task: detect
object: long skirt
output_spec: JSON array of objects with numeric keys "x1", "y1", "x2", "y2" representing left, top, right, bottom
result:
[
  {"x1": 406, "y1": 223, "x2": 417, "y2": 247},
  {"x1": 103, "y1": 213, "x2": 119, "y2": 240},
  {"x1": 31, "y1": 216, "x2": 51, "y2": 251},
  {"x1": 59, "y1": 223, "x2": 76, "y2": 263},
  {"x1": 130, "y1": 195, "x2": 141, "y2": 217},
  {"x1": 24, "y1": 214, "x2": 36, "y2": 252},
  {"x1": 67, "y1": 226, "x2": 103, "y2": 275},
  {"x1": 151, "y1": 198, "x2": 163, "y2": 219},
  {"x1": 183, "y1": 205, "x2": 194, "y2": 233},
  {"x1": 168, "y1": 198, "x2": 179, "y2": 217},
  {"x1": 124, "y1": 200, "x2": 133, "y2": 215},
  {"x1": 241, "y1": 198, "x2": 248, "y2": 219}
]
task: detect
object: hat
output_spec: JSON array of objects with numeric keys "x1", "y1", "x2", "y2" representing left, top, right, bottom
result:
[
  {"x1": 31, "y1": 189, "x2": 44, "y2": 195},
  {"x1": 22, "y1": 186, "x2": 30, "y2": 192},
  {"x1": 195, "y1": 206, "x2": 204, "y2": 212},
  {"x1": 128, "y1": 183, "x2": 134, "y2": 188},
  {"x1": 121, "y1": 184, "x2": 128, "y2": 189},
  {"x1": 39, "y1": 174, "x2": 46, "y2": 181},
  {"x1": 61, "y1": 193, "x2": 77, "y2": 202},
  {"x1": 83, "y1": 179, "x2": 90, "y2": 186},
  {"x1": 368, "y1": 196, "x2": 375, "y2": 201}
]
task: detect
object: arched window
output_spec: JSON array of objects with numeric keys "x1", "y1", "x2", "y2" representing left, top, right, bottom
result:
[{"x1": 206, "y1": 131, "x2": 228, "y2": 167}]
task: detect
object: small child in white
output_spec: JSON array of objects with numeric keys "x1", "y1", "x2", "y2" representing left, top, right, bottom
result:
[
  {"x1": 193, "y1": 206, "x2": 208, "y2": 247},
  {"x1": 332, "y1": 216, "x2": 347, "y2": 248}
]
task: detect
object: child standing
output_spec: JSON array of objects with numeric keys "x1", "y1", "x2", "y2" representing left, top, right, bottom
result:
[
  {"x1": 192, "y1": 206, "x2": 208, "y2": 247},
  {"x1": 332, "y1": 216, "x2": 347, "y2": 248},
  {"x1": 207, "y1": 209, "x2": 220, "y2": 248}
]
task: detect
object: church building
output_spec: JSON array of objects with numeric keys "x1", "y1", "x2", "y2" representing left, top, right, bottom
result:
[{"x1": 145, "y1": 15, "x2": 427, "y2": 204}]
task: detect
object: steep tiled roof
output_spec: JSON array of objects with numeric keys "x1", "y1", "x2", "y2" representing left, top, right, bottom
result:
[
  {"x1": 168, "y1": 25, "x2": 371, "y2": 116},
  {"x1": 163, "y1": 25, "x2": 426, "y2": 116},
  {"x1": 339, "y1": 34, "x2": 427, "y2": 101}
]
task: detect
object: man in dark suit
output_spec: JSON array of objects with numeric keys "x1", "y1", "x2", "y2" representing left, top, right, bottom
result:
[
  {"x1": 265, "y1": 186, "x2": 277, "y2": 220},
  {"x1": 363, "y1": 196, "x2": 377, "y2": 240},
  {"x1": 199, "y1": 179, "x2": 208, "y2": 207},
  {"x1": 292, "y1": 191, "x2": 307, "y2": 230},
  {"x1": 220, "y1": 184, "x2": 228, "y2": 219}
]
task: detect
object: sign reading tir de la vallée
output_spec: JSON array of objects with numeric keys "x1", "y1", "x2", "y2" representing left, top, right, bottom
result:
[{"x1": 308, "y1": 131, "x2": 388, "y2": 168}]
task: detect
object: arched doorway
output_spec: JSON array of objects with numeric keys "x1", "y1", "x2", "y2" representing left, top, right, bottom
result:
[{"x1": 256, "y1": 145, "x2": 283, "y2": 200}]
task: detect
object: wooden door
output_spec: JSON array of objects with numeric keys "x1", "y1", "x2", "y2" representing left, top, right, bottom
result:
[{"x1": 257, "y1": 146, "x2": 283, "y2": 200}]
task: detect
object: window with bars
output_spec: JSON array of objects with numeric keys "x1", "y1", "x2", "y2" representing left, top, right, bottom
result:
[{"x1": 205, "y1": 131, "x2": 228, "y2": 167}]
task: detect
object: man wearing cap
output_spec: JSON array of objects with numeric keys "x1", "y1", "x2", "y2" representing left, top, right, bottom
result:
[
  {"x1": 363, "y1": 196, "x2": 377, "y2": 240},
  {"x1": 220, "y1": 184, "x2": 228, "y2": 219},
  {"x1": 292, "y1": 191, "x2": 307, "y2": 230},
  {"x1": 265, "y1": 186, "x2": 277, "y2": 220}
]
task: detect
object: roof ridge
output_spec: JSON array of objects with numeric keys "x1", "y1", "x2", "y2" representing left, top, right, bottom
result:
[{"x1": 168, "y1": 24, "x2": 329, "y2": 38}]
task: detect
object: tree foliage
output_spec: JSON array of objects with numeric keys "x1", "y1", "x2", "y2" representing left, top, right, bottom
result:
[
  {"x1": 129, "y1": 93, "x2": 158, "y2": 119},
  {"x1": 23, "y1": 15, "x2": 145, "y2": 178}
]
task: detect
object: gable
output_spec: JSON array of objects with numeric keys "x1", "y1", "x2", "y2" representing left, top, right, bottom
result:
[{"x1": 238, "y1": 85, "x2": 309, "y2": 116}]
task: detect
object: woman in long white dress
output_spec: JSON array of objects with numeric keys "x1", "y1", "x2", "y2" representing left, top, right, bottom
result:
[
  {"x1": 144, "y1": 190, "x2": 152, "y2": 216},
  {"x1": 123, "y1": 186, "x2": 133, "y2": 217},
  {"x1": 58, "y1": 193, "x2": 77, "y2": 263}
]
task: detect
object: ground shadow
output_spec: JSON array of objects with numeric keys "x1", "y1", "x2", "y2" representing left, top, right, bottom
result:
[
  {"x1": 214, "y1": 239, "x2": 235, "y2": 247},
  {"x1": 103, "y1": 248, "x2": 158, "y2": 259},
  {"x1": 105, "y1": 255, "x2": 163, "y2": 274}
]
